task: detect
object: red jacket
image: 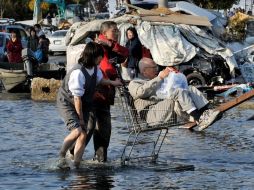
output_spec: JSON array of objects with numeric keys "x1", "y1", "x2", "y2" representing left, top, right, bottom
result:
[
  {"x1": 98, "y1": 34, "x2": 129, "y2": 80},
  {"x1": 94, "y1": 34, "x2": 129, "y2": 105},
  {"x1": 7, "y1": 39, "x2": 23, "y2": 63}
]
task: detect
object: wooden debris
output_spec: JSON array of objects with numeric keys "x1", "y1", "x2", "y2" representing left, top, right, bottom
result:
[
  {"x1": 151, "y1": 7, "x2": 175, "y2": 15},
  {"x1": 124, "y1": 2, "x2": 212, "y2": 26},
  {"x1": 141, "y1": 15, "x2": 212, "y2": 26},
  {"x1": 247, "y1": 115, "x2": 254, "y2": 120},
  {"x1": 138, "y1": 8, "x2": 176, "y2": 16},
  {"x1": 185, "y1": 89, "x2": 254, "y2": 129}
]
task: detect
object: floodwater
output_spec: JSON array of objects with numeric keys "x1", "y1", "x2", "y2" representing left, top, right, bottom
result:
[{"x1": 0, "y1": 93, "x2": 254, "y2": 190}]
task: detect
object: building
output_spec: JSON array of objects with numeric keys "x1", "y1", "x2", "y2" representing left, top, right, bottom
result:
[{"x1": 233, "y1": 0, "x2": 253, "y2": 13}]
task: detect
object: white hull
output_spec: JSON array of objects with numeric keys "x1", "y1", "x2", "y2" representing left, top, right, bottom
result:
[{"x1": 0, "y1": 69, "x2": 27, "y2": 92}]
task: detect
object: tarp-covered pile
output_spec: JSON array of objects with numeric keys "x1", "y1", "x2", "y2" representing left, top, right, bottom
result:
[{"x1": 66, "y1": 14, "x2": 238, "y2": 77}]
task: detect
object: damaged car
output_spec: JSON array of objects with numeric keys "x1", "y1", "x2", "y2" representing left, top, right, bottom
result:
[{"x1": 178, "y1": 51, "x2": 232, "y2": 86}]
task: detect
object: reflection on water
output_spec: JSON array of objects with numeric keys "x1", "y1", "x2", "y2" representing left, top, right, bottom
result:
[
  {"x1": 61, "y1": 170, "x2": 115, "y2": 190},
  {"x1": 0, "y1": 93, "x2": 254, "y2": 189},
  {"x1": 0, "y1": 92, "x2": 30, "y2": 100}
]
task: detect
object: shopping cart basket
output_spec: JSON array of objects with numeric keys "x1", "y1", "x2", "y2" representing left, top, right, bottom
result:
[{"x1": 117, "y1": 86, "x2": 186, "y2": 165}]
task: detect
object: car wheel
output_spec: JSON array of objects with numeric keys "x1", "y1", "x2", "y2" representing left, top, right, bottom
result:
[{"x1": 186, "y1": 72, "x2": 206, "y2": 86}]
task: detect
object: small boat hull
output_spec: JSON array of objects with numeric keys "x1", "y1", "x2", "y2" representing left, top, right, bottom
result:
[{"x1": 0, "y1": 69, "x2": 27, "y2": 92}]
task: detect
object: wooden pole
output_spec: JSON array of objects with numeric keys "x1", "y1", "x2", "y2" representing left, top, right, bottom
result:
[
  {"x1": 124, "y1": 0, "x2": 132, "y2": 11},
  {"x1": 248, "y1": 115, "x2": 254, "y2": 120},
  {"x1": 184, "y1": 89, "x2": 254, "y2": 130},
  {"x1": 158, "y1": 0, "x2": 168, "y2": 8},
  {"x1": 125, "y1": 0, "x2": 131, "y2": 4}
]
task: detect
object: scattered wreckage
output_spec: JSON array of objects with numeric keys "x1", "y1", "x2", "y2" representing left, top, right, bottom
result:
[{"x1": 66, "y1": 9, "x2": 238, "y2": 86}]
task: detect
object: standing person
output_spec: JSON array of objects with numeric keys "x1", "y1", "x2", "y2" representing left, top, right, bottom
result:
[
  {"x1": 6, "y1": 31, "x2": 23, "y2": 63},
  {"x1": 124, "y1": 27, "x2": 142, "y2": 80},
  {"x1": 37, "y1": 35, "x2": 49, "y2": 63},
  {"x1": 34, "y1": 24, "x2": 45, "y2": 37},
  {"x1": 46, "y1": 13, "x2": 52, "y2": 25},
  {"x1": 86, "y1": 21, "x2": 129, "y2": 162},
  {"x1": 57, "y1": 42, "x2": 122, "y2": 169},
  {"x1": 27, "y1": 27, "x2": 39, "y2": 52}
]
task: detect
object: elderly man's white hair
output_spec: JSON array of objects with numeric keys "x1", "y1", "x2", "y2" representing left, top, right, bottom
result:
[{"x1": 139, "y1": 58, "x2": 156, "y2": 73}]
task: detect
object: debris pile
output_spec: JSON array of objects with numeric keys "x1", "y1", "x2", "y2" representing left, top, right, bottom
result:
[
  {"x1": 224, "y1": 12, "x2": 250, "y2": 41},
  {"x1": 31, "y1": 77, "x2": 61, "y2": 101}
]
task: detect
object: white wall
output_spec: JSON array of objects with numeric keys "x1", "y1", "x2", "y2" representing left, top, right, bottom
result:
[{"x1": 232, "y1": 0, "x2": 253, "y2": 11}]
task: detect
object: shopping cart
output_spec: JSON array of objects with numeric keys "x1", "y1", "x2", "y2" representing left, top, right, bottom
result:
[
  {"x1": 112, "y1": 58, "x2": 186, "y2": 165},
  {"x1": 116, "y1": 85, "x2": 186, "y2": 165}
]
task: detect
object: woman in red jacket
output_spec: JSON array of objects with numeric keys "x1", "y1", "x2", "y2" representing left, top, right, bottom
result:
[{"x1": 6, "y1": 31, "x2": 23, "y2": 63}]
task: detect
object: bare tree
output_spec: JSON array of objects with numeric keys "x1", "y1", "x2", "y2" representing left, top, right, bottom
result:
[{"x1": 0, "y1": 0, "x2": 10, "y2": 18}]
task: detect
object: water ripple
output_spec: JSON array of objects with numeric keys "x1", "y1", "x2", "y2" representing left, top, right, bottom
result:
[{"x1": 0, "y1": 97, "x2": 254, "y2": 189}]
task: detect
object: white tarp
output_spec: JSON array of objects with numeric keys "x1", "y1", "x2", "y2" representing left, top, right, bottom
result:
[
  {"x1": 136, "y1": 21, "x2": 197, "y2": 66},
  {"x1": 240, "y1": 62, "x2": 254, "y2": 82},
  {"x1": 66, "y1": 44, "x2": 86, "y2": 72},
  {"x1": 178, "y1": 24, "x2": 238, "y2": 76},
  {"x1": 68, "y1": 16, "x2": 134, "y2": 46}
]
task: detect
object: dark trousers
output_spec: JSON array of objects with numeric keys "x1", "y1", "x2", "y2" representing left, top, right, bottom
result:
[{"x1": 86, "y1": 104, "x2": 111, "y2": 162}]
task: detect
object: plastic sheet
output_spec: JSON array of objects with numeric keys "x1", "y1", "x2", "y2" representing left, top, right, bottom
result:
[
  {"x1": 240, "y1": 62, "x2": 254, "y2": 83},
  {"x1": 156, "y1": 72, "x2": 188, "y2": 99}
]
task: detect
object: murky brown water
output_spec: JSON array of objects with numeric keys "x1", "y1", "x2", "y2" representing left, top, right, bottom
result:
[{"x1": 0, "y1": 93, "x2": 254, "y2": 189}]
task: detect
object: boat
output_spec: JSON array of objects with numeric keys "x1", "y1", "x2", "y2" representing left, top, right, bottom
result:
[
  {"x1": 0, "y1": 62, "x2": 28, "y2": 92},
  {"x1": 0, "y1": 50, "x2": 66, "y2": 93}
]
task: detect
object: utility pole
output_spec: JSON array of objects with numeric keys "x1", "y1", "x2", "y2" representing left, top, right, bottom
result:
[
  {"x1": 251, "y1": 0, "x2": 254, "y2": 15},
  {"x1": 158, "y1": 0, "x2": 168, "y2": 8},
  {"x1": 124, "y1": 0, "x2": 132, "y2": 12},
  {"x1": 125, "y1": 0, "x2": 131, "y2": 4}
]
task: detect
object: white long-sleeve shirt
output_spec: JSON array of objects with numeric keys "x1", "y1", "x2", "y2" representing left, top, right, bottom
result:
[{"x1": 68, "y1": 66, "x2": 103, "y2": 97}]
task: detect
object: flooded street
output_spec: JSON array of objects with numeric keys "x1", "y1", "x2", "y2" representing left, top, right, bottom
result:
[{"x1": 0, "y1": 93, "x2": 254, "y2": 189}]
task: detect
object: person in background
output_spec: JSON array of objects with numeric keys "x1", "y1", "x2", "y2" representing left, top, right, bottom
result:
[
  {"x1": 6, "y1": 31, "x2": 23, "y2": 63},
  {"x1": 57, "y1": 42, "x2": 122, "y2": 169},
  {"x1": 128, "y1": 58, "x2": 221, "y2": 131},
  {"x1": 34, "y1": 24, "x2": 45, "y2": 37},
  {"x1": 37, "y1": 35, "x2": 49, "y2": 63},
  {"x1": 227, "y1": 9, "x2": 234, "y2": 18},
  {"x1": 84, "y1": 21, "x2": 129, "y2": 162},
  {"x1": 27, "y1": 27, "x2": 39, "y2": 52},
  {"x1": 46, "y1": 13, "x2": 52, "y2": 25},
  {"x1": 123, "y1": 27, "x2": 142, "y2": 80}
]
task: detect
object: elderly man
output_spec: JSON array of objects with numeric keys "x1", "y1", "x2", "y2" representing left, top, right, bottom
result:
[{"x1": 128, "y1": 58, "x2": 220, "y2": 131}]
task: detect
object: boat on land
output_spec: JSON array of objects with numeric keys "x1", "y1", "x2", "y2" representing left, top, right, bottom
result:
[
  {"x1": 0, "y1": 62, "x2": 27, "y2": 92},
  {"x1": 0, "y1": 59, "x2": 66, "y2": 93}
]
